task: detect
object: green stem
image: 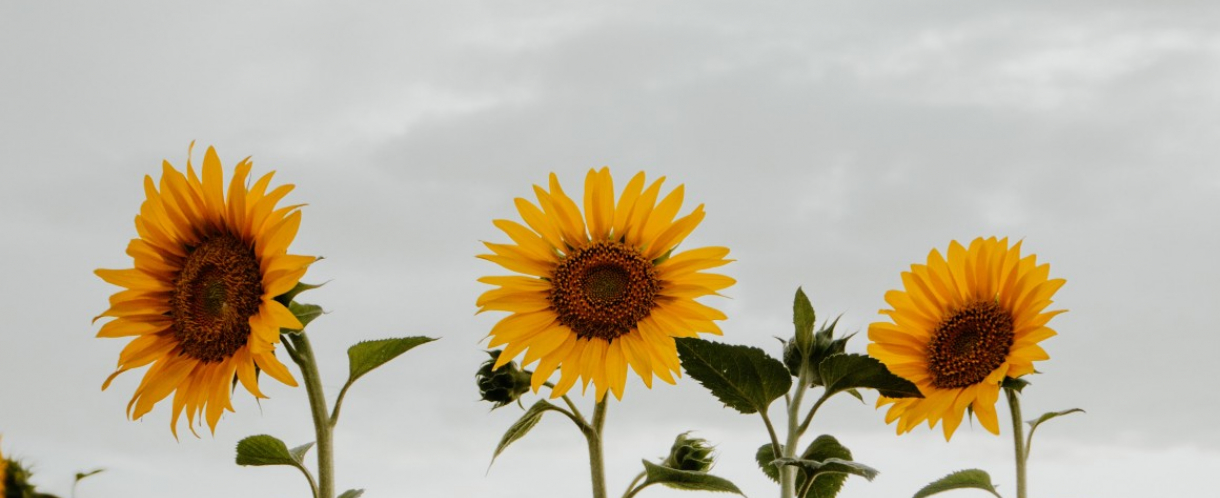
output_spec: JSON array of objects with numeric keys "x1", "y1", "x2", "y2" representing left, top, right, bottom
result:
[
  {"x1": 288, "y1": 333, "x2": 335, "y2": 498},
  {"x1": 781, "y1": 368, "x2": 811, "y2": 498},
  {"x1": 585, "y1": 399, "x2": 609, "y2": 498},
  {"x1": 1005, "y1": 387, "x2": 1027, "y2": 498},
  {"x1": 621, "y1": 470, "x2": 647, "y2": 498}
]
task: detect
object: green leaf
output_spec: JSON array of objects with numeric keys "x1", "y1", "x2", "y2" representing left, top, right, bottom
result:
[
  {"x1": 773, "y1": 457, "x2": 879, "y2": 483},
  {"x1": 755, "y1": 443, "x2": 781, "y2": 482},
  {"x1": 337, "y1": 490, "x2": 365, "y2": 498},
  {"x1": 235, "y1": 435, "x2": 300, "y2": 467},
  {"x1": 73, "y1": 468, "x2": 105, "y2": 483},
  {"x1": 640, "y1": 460, "x2": 745, "y2": 495},
  {"x1": 492, "y1": 399, "x2": 564, "y2": 463},
  {"x1": 912, "y1": 469, "x2": 1002, "y2": 498},
  {"x1": 844, "y1": 389, "x2": 865, "y2": 404},
  {"x1": 275, "y1": 279, "x2": 325, "y2": 305},
  {"x1": 1026, "y1": 408, "x2": 1085, "y2": 457},
  {"x1": 818, "y1": 354, "x2": 922, "y2": 399},
  {"x1": 288, "y1": 442, "x2": 314, "y2": 463},
  {"x1": 1027, "y1": 408, "x2": 1084, "y2": 432},
  {"x1": 282, "y1": 301, "x2": 325, "y2": 333},
  {"x1": 799, "y1": 435, "x2": 854, "y2": 498},
  {"x1": 1001, "y1": 376, "x2": 1030, "y2": 393},
  {"x1": 347, "y1": 336, "x2": 437, "y2": 385},
  {"x1": 675, "y1": 338, "x2": 793, "y2": 414},
  {"x1": 793, "y1": 287, "x2": 816, "y2": 356}
]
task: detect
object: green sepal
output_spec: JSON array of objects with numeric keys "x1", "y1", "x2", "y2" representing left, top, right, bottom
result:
[
  {"x1": 639, "y1": 460, "x2": 745, "y2": 495},
  {"x1": 675, "y1": 337, "x2": 792, "y2": 414},
  {"x1": 274, "y1": 279, "x2": 325, "y2": 306},
  {"x1": 844, "y1": 389, "x2": 865, "y2": 404},
  {"x1": 337, "y1": 490, "x2": 365, "y2": 498},
  {"x1": 912, "y1": 469, "x2": 1002, "y2": 498},
  {"x1": 805, "y1": 317, "x2": 849, "y2": 386},
  {"x1": 235, "y1": 434, "x2": 307, "y2": 467},
  {"x1": 818, "y1": 353, "x2": 922, "y2": 399},
  {"x1": 491, "y1": 399, "x2": 565, "y2": 464},
  {"x1": 346, "y1": 336, "x2": 437, "y2": 385},
  {"x1": 280, "y1": 301, "x2": 324, "y2": 334},
  {"x1": 755, "y1": 443, "x2": 782, "y2": 482},
  {"x1": 1001, "y1": 376, "x2": 1030, "y2": 393},
  {"x1": 793, "y1": 287, "x2": 816, "y2": 358}
]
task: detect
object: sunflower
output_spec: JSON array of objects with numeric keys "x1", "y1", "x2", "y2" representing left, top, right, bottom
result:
[
  {"x1": 94, "y1": 144, "x2": 315, "y2": 436},
  {"x1": 478, "y1": 168, "x2": 733, "y2": 401},
  {"x1": 868, "y1": 237, "x2": 1065, "y2": 441}
]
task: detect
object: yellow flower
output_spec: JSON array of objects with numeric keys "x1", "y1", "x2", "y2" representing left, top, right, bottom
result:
[
  {"x1": 868, "y1": 237, "x2": 1065, "y2": 440},
  {"x1": 478, "y1": 169, "x2": 733, "y2": 401},
  {"x1": 95, "y1": 144, "x2": 315, "y2": 436}
]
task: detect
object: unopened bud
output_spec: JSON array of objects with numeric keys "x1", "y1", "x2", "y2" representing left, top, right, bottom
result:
[{"x1": 476, "y1": 350, "x2": 532, "y2": 409}]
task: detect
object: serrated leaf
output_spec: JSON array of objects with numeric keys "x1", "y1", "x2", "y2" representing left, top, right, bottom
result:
[
  {"x1": 641, "y1": 460, "x2": 745, "y2": 495},
  {"x1": 794, "y1": 287, "x2": 816, "y2": 356},
  {"x1": 347, "y1": 336, "x2": 436, "y2": 384},
  {"x1": 819, "y1": 354, "x2": 922, "y2": 399},
  {"x1": 676, "y1": 338, "x2": 792, "y2": 414},
  {"x1": 912, "y1": 469, "x2": 1001, "y2": 498},
  {"x1": 282, "y1": 302, "x2": 324, "y2": 333},
  {"x1": 288, "y1": 442, "x2": 314, "y2": 463},
  {"x1": 799, "y1": 435, "x2": 854, "y2": 498},
  {"x1": 337, "y1": 490, "x2": 365, "y2": 498},
  {"x1": 755, "y1": 443, "x2": 781, "y2": 482},
  {"x1": 1027, "y1": 408, "x2": 1084, "y2": 432},
  {"x1": 1001, "y1": 376, "x2": 1029, "y2": 393},
  {"x1": 235, "y1": 435, "x2": 299, "y2": 467},
  {"x1": 492, "y1": 399, "x2": 563, "y2": 462}
]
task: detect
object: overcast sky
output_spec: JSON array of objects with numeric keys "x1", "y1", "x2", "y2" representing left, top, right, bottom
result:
[{"x1": 2, "y1": 1, "x2": 1218, "y2": 497}]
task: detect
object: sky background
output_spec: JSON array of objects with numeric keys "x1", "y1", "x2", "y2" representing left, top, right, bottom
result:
[{"x1": 2, "y1": 1, "x2": 1218, "y2": 497}]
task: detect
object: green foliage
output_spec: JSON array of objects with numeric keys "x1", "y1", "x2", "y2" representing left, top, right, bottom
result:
[
  {"x1": 235, "y1": 435, "x2": 307, "y2": 467},
  {"x1": 1001, "y1": 376, "x2": 1030, "y2": 393},
  {"x1": 73, "y1": 468, "x2": 105, "y2": 484},
  {"x1": 793, "y1": 287, "x2": 816, "y2": 358},
  {"x1": 755, "y1": 443, "x2": 782, "y2": 483},
  {"x1": 798, "y1": 435, "x2": 854, "y2": 498},
  {"x1": 663, "y1": 432, "x2": 716, "y2": 473},
  {"x1": 288, "y1": 442, "x2": 314, "y2": 463},
  {"x1": 675, "y1": 338, "x2": 792, "y2": 414},
  {"x1": 1027, "y1": 408, "x2": 1085, "y2": 433},
  {"x1": 274, "y1": 279, "x2": 324, "y2": 306},
  {"x1": 491, "y1": 399, "x2": 564, "y2": 463},
  {"x1": 346, "y1": 337, "x2": 436, "y2": 385},
  {"x1": 640, "y1": 460, "x2": 745, "y2": 495},
  {"x1": 1026, "y1": 408, "x2": 1085, "y2": 457},
  {"x1": 337, "y1": 490, "x2": 365, "y2": 498},
  {"x1": 476, "y1": 350, "x2": 532, "y2": 409},
  {"x1": 818, "y1": 353, "x2": 922, "y2": 399},
  {"x1": 912, "y1": 469, "x2": 1002, "y2": 498},
  {"x1": 773, "y1": 457, "x2": 879, "y2": 494}
]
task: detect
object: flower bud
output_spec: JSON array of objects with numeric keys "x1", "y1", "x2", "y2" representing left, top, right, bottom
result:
[
  {"x1": 662, "y1": 432, "x2": 716, "y2": 472},
  {"x1": 476, "y1": 350, "x2": 532, "y2": 409}
]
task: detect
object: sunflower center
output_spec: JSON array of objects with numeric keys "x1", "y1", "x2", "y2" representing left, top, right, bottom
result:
[
  {"x1": 171, "y1": 233, "x2": 263, "y2": 363},
  {"x1": 926, "y1": 299, "x2": 1014, "y2": 389},
  {"x1": 550, "y1": 241, "x2": 660, "y2": 342}
]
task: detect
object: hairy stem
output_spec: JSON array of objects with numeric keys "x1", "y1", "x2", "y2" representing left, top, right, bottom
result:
[
  {"x1": 1005, "y1": 387, "x2": 1028, "y2": 498},
  {"x1": 287, "y1": 333, "x2": 335, "y2": 498},
  {"x1": 586, "y1": 399, "x2": 609, "y2": 498}
]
